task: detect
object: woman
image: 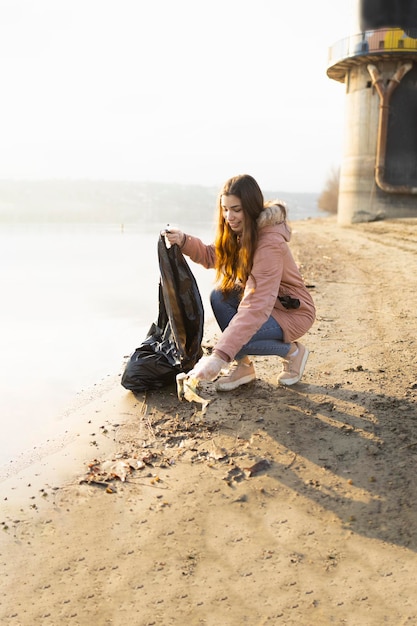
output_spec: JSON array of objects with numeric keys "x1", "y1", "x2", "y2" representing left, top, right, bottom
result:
[{"x1": 164, "y1": 174, "x2": 315, "y2": 391}]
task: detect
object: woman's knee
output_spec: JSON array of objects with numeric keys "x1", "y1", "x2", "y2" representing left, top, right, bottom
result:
[
  {"x1": 209, "y1": 288, "x2": 223, "y2": 309},
  {"x1": 210, "y1": 287, "x2": 240, "y2": 309},
  {"x1": 210, "y1": 288, "x2": 240, "y2": 329}
]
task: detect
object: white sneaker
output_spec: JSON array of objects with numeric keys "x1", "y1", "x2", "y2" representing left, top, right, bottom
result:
[
  {"x1": 215, "y1": 361, "x2": 256, "y2": 391},
  {"x1": 278, "y1": 342, "x2": 309, "y2": 386}
]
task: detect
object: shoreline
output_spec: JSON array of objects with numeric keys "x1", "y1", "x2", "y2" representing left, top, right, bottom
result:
[
  {"x1": 0, "y1": 373, "x2": 134, "y2": 517},
  {"x1": 0, "y1": 315, "x2": 218, "y2": 518}
]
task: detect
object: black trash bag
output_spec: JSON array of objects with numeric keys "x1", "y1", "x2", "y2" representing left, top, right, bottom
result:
[{"x1": 121, "y1": 234, "x2": 204, "y2": 392}]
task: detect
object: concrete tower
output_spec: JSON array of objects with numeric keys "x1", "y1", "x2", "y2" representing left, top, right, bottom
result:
[{"x1": 327, "y1": 0, "x2": 417, "y2": 224}]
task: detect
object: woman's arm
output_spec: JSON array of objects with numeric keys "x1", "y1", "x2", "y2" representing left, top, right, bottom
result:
[{"x1": 164, "y1": 227, "x2": 216, "y2": 269}]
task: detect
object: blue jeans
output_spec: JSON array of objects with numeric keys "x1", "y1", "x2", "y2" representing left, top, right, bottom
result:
[{"x1": 210, "y1": 288, "x2": 291, "y2": 360}]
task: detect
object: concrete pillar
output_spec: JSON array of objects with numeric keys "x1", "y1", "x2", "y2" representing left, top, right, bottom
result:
[
  {"x1": 338, "y1": 64, "x2": 380, "y2": 224},
  {"x1": 328, "y1": 31, "x2": 417, "y2": 224}
]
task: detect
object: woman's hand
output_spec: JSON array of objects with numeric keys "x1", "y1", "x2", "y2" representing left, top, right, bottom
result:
[
  {"x1": 163, "y1": 227, "x2": 185, "y2": 248},
  {"x1": 189, "y1": 354, "x2": 228, "y2": 382}
]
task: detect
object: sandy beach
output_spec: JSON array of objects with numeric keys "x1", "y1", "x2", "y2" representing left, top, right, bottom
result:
[{"x1": 1, "y1": 215, "x2": 417, "y2": 626}]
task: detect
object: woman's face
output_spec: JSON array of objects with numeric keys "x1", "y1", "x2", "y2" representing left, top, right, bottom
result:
[{"x1": 221, "y1": 194, "x2": 245, "y2": 235}]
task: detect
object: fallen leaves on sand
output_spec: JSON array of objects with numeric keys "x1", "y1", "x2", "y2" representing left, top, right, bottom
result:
[
  {"x1": 208, "y1": 440, "x2": 228, "y2": 461},
  {"x1": 82, "y1": 459, "x2": 132, "y2": 484},
  {"x1": 81, "y1": 456, "x2": 147, "y2": 487},
  {"x1": 243, "y1": 458, "x2": 272, "y2": 477},
  {"x1": 81, "y1": 395, "x2": 275, "y2": 493},
  {"x1": 222, "y1": 458, "x2": 272, "y2": 485}
]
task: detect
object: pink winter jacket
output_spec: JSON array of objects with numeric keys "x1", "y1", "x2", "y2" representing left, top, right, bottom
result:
[{"x1": 181, "y1": 204, "x2": 316, "y2": 362}]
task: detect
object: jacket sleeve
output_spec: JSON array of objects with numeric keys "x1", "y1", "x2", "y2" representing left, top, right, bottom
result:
[
  {"x1": 181, "y1": 235, "x2": 216, "y2": 269},
  {"x1": 214, "y1": 232, "x2": 286, "y2": 360}
]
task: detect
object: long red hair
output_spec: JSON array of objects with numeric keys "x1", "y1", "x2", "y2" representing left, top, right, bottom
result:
[{"x1": 214, "y1": 174, "x2": 265, "y2": 293}]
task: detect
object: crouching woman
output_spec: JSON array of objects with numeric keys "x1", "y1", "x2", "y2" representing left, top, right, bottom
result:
[{"x1": 164, "y1": 173, "x2": 316, "y2": 391}]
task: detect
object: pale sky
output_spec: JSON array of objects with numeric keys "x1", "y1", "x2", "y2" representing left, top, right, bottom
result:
[{"x1": 0, "y1": 0, "x2": 357, "y2": 192}]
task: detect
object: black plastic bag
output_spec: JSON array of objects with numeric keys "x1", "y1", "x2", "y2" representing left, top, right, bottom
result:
[{"x1": 121, "y1": 234, "x2": 204, "y2": 392}]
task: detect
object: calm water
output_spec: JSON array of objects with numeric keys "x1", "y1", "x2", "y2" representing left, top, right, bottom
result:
[{"x1": 0, "y1": 223, "x2": 215, "y2": 467}]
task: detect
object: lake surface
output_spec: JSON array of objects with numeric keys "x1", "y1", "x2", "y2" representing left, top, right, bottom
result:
[{"x1": 0, "y1": 222, "x2": 215, "y2": 468}]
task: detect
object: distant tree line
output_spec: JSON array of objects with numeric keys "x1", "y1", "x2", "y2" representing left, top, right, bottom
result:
[{"x1": 0, "y1": 180, "x2": 321, "y2": 224}]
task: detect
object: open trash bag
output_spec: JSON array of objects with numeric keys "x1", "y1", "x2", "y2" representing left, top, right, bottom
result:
[{"x1": 121, "y1": 234, "x2": 204, "y2": 392}]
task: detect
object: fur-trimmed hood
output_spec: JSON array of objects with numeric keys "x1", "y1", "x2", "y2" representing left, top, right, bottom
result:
[{"x1": 257, "y1": 202, "x2": 291, "y2": 241}]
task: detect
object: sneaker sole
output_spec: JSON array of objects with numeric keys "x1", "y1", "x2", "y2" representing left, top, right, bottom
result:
[
  {"x1": 278, "y1": 348, "x2": 309, "y2": 386},
  {"x1": 215, "y1": 372, "x2": 256, "y2": 392}
]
